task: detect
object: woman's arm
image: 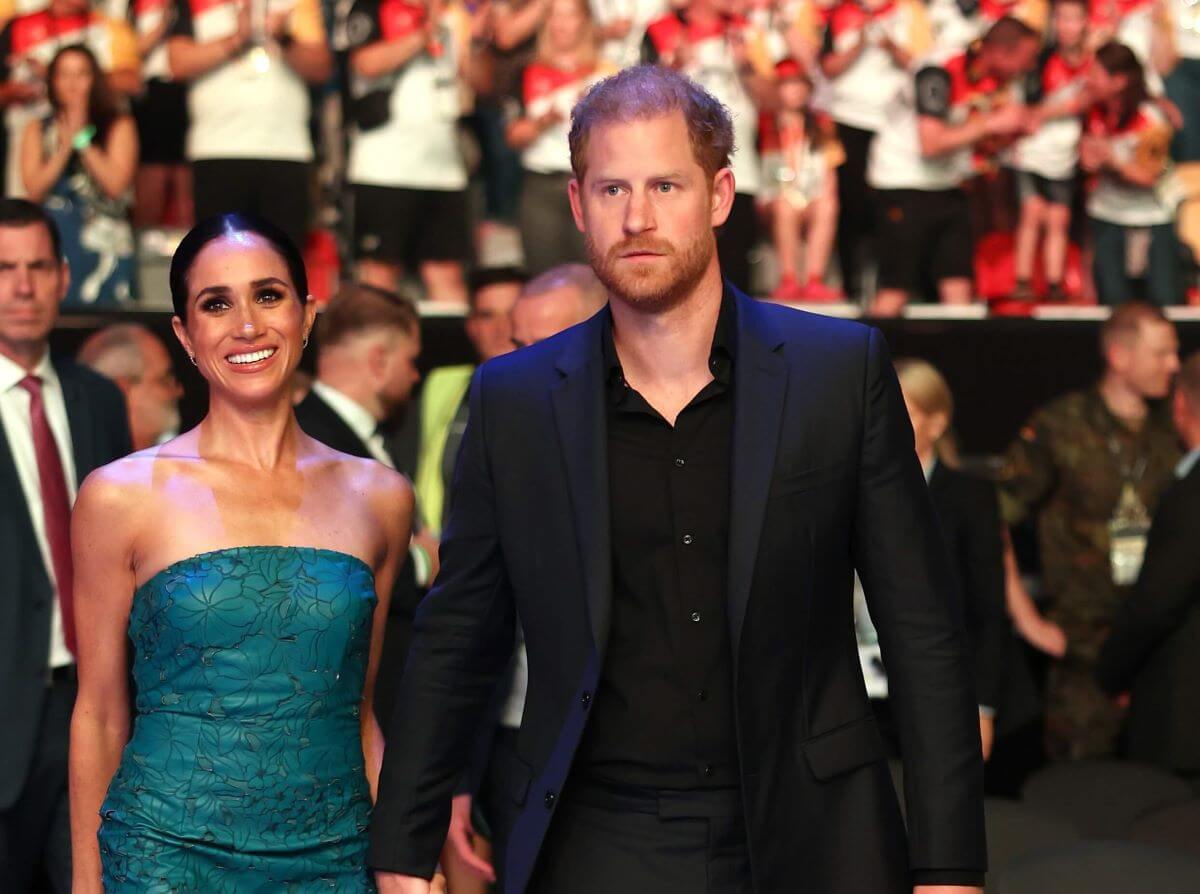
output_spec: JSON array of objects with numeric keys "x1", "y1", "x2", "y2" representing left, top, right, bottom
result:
[
  {"x1": 505, "y1": 107, "x2": 559, "y2": 150},
  {"x1": 77, "y1": 116, "x2": 138, "y2": 200},
  {"x1": 19, "y1": 118, "x2": 72, "y2": 203},
  {"x1": 491, "y1": 0, "x2": 549, "y2": 51},
  {"x1": 69, "y1": 469, "x2": 140, "y2": 894},
  {"x1": 362, "y1": 467, "x2": 414, "y2": 800}
]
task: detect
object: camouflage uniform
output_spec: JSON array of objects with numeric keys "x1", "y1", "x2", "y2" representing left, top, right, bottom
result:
[{"x1": 999, "y1": 388, "x2": 1180, "y2": 760}]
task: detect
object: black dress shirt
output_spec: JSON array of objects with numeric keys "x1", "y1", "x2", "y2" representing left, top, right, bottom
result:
[{"x1": 573, "y1": 292, "x2": 739, "y2": 790}]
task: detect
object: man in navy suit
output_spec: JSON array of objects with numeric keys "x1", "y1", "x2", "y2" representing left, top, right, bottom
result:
[
  {"x1": 0, "y1": 200, "x2": 130, "y2": 892},
  {"x1": 371, "y1": 66, "x2": 986, "y2": 894}
]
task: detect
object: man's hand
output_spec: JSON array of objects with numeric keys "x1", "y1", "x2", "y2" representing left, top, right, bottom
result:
[
  {"x1": 376, "y1": 872, "x2": 447, "y2": 893},
  {"x1": 914, "y1": 887, "x2": 983, "y2": 894},
  {"x1": 445, "y1": 793, "x2": 496, "y2": 882},
  {"x1": 985, "y1": 102, "x2": 1027, "y2": 138}
]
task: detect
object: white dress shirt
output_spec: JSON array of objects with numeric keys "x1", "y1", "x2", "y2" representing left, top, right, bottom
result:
[
  {"x1": 310, "y1": 380, "x2": 395, "y2": 470},
  {"x1": 0, "y1": 350, "x2": 77, "y2": 668}
]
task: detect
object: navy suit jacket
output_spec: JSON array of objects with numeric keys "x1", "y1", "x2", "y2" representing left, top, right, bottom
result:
[
  {"x1": 370, "y1": 289, "x2": 986, "y2": 892},
  {"x1": 0, "y1": 357, "x2": 130, "y2": 809}
]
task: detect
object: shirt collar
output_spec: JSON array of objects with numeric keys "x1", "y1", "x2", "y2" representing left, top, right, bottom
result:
[
  {"x1": 310, "y1": 380, "x2": 379, "y2": 444},
  {"x1": 602, "y1": 285, "x2": 738, "y2": 398},
  {"x1": 1177, "y1": 446, "x2": 1200, "y2": 480},
  {"x1": 0, "y1": 348, "x2": 54, "y2": 392},
  {"x1": 923, "y1": 456, "x2": 938, "y2": 483}
]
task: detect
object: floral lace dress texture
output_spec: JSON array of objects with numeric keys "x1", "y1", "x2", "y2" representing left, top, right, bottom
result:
[{"x1": 98, "y1": 546, "x2": 378, "y2": 892}]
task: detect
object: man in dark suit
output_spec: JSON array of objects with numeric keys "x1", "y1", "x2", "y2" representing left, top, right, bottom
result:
[
  {"x1": 371, "y1": 66, "x2": 985, "y2": 894},
  {"x1": 0, "y1": 200, "x2": 131, "y2": 892},
  {"x1": 1098, "y1": 352, "x2": 1200, "y2": 777},
  {"x1": 293, "y1": 282, "x2": 423, "y2": 730}
]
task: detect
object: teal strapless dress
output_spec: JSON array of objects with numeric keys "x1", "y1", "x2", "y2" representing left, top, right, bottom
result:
[{"x1": 99, "y1": 546, "x2": 378, "y2": 893}]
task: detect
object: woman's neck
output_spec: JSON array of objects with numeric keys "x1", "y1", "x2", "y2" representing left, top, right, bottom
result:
[{"x1": 198, "y1": 393, "x2": 302, "y2": 471}]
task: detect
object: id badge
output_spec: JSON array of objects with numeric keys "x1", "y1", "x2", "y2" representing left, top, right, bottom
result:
[{"x1": 1109, "y1": 482, "x2": 1151, "y2": 586}]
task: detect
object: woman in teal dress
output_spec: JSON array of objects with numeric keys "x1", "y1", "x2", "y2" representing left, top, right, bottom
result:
[{"x1": 68, "y1": 214, "x2": 414, "y2": 892}]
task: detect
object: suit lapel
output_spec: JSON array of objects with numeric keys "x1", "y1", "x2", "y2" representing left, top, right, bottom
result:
[
  {"x1": 550, "y1": 312, "x2": 612, "y2": 656},
  {"x1": 55, "y1": 359, "x2": 94, "y2": 487},
  {"x1": 727, "y1": 293, "x2": 789, "y2": 664}
]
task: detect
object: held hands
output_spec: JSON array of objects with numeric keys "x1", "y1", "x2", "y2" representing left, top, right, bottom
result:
[
  {"x1": 375, "y1": 873, "x2": 447, "y2": 893},
  {"x1": 445, "y1": 794, "x2": 497, "y2": 882}
]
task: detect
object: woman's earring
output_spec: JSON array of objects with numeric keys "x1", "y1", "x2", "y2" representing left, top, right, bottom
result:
[
  {"x1": 302, "y1": 334, "x2": 310, "y2": 349},
  {"x1": 188, "y1": 353, "x2": 197, "y2": 366}
]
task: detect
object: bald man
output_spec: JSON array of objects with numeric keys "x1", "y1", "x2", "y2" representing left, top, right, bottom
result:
[
  {"x1": 77, "y1": 324, "x2": 182, "y2": 451},
  {"x1": 510, "y1": 263, "x2": 608, "y2": 349}
]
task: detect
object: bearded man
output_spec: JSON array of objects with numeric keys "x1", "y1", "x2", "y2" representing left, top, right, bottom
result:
[{"x1": 370, "y1": 65, "x2": 987, "y2": 894}]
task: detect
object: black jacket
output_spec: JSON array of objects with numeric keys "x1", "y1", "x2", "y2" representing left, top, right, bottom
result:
[
  {"x1": 0, "y1": 358, "x2": 130, "y2": 809},
  {"x1": 1098, "y1": 457, "x2": 1200, "y2": 773},
  {"x1": 369, "y1": 290, "x2": 986, "y2": 892},
  {"x1": 928, "y1": 463, "x2": 1009, "y2": 711}
]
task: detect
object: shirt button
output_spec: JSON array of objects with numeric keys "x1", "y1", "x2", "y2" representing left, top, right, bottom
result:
[
  {"x1": 682, "y1": 534, "x2": 694, "y2": 545},
  {"x1": 544, "y1": 791, "x2": 557, "y2": 809},
  {"x1": 580, "y1": 691, "x2": 592, "y2": 709},
  {"x1": 703, "y1": 764, "x2": 714, "y2": 777},
  {"x1": 697, "y1": 689, "x2": 708, "y2": 702},
  {"x1": 674, "y1": 457, "x2": 686, "y2": 468},
  {"x1": 690, "y1": 611, "x2": 701, "y2": 623}
]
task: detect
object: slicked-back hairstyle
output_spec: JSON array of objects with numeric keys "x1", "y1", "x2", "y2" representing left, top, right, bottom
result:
[
  {"x1": 0, "y1": 198, "x2": 62, "y2": 258},
  {"x1": 316, "y1": 281, "x2": 419, "y2": 350},
  {"x1": 170, "y1": 213, "x2": 309, "y2": 321},
  {"x1": 1178, "y1": 352, "x2": 1200, "y2": 409},
  {"x1": 982, "y1": 14, "x2": 1039, "y2": 48},
  {"x1": 568, "y1": 65, "x2": 735, "y2": 183},
  {"x1": 77, "y1": 323, "x2": 153, "y2": 381},
  {"x1": 1100, "y1": 301, "x2": 1170, "y2": 352}
]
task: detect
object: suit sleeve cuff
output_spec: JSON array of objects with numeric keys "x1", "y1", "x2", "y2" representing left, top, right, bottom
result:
[
  {"x1": 367, "y1": 840, "x2": 439, "y2": 880},
  {"x1": 912, "y1": 869, "x2": 985, "y2": 887}
]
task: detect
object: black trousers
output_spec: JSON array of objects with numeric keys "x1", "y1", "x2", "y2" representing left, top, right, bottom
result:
[
  {"x1": 529, "y1": 778, "x2": 752, "y2": 894},
  {"x1": 834, "y1": 122, "x2": 876, "y2": 299},
  {"x1": 717, "y1": 193, "x2": 759, "y2": 295},
  {"x1": 0, "y1": 673, "x2": 74, "y2": 894},
  {"x1": 192, "y1": 158, "x2": 311, "y2": 251}
]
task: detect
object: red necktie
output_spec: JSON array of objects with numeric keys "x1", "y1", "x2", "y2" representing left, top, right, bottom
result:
[{"x1": 18, "y1": 375, "x2": 76, "y2": 656}]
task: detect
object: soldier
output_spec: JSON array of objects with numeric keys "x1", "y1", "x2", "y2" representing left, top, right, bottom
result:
[{"x1": 1000, "y1": 301, "x2": 1181, "y2": 761}]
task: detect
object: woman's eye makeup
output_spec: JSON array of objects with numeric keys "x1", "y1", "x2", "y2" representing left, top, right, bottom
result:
[
  {"x1": 198, "y1": 296, "x2": 230, "y2": 313},
  {"x1": 256, "y1": 289, "x2": 285, "y2": 303}
]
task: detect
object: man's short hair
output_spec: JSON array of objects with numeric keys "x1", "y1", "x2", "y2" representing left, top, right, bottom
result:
[
  {"x1": 568, "y1": 65, "x2": 735, "y2": 183},
  {"x1": 522, "y1": 263, "x2": 607, "y2": 312},
  {"x1": 1178, "y1": 352, "x2": 1200, "y2": 410},
  {"x1": 468, "y1": 266, "x2": 529, "y2": 308},
  {"x1": 77, "y1": 323, "x2": 153, "y2": 382},
  {"x1": 316, "y1": 282, "x2": 420, "y2": 349},
  {"x1": 982, "y1": 15, "x2": 1040, "y2": 48},
  {"x1": 1100, "y1": 301, "x2": 1170, "y2": 352},
  {"x1": 0, "y1": 198, "x2": 62, "y2": 258}
]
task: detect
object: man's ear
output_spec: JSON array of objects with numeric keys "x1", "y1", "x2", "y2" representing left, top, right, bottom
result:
[
  {"x1": 569, "y1": 177, "x2": 586, "y2": 233},
  {"x1": 710, "y1": 167, "x2": 736, "y2": 228}
]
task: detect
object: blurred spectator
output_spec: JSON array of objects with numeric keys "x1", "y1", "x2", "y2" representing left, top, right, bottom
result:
[
  {"x1": 130, "y1": 0, "x2": 193, "y2": 228},
  {"x1": 867, "y1": 15, "x2": 1040, "y2": 315},
  {"x1": 0, "y1": 198, "x2": 130, "y2": 894},
  {"x1": 878, "y1": 358, "x2": 1009, "y2": 761},
  {"x1": 1088, "y1": 0, "x2": 1177, "y2": 95},
  {"x1": 167, "y1": 0, "x2": 333, "y2": 250},
  {"x1": 20, "y1": 46, "x2": 138, "y2": 306},
  {"x1": 77, "y1": 322, "x2": 182, "y2": 450},
  {"x1": 0, "y1": 0, "x2": 141, "y2": 197},
  {"x1": 642, "y1": 0, "x2": 777, "y2": 293},
  {"x1": 1169, "y1": 0, "x2": 1200, "y2": 278},
  {"x1": 506, "y1": 0, "x2": 613, "y2": 275},
  {"x1": 509, "y1": 259, "x2": 605, "y2": 345},
  {"x1": 817, "y1": 0, "x2": 930, "y2": 300},
  {"x1": 345, "y1": 0, "x2": 486, "y2": 301},
  {"x1": 763, "y1": 59, "x2": 843, "y2": 302},
  {"x1": 999, "y1": 301, "x2": 1181, "y2": 761},
  {"x1": 929, "y1": 0, "x2": 1048, "y2": 56},
  {"x1": 1098, "y1": 351, "x2": 1200, "y2": 778},
  {"x1": 411, "y1": 265, "x2": 526, "y2": 538},
  {"x1": 592, "y1": 0, "x2": 668, "y2": 69},
  {"x1": 1082, "y1": 42, "x2": 1183, "y2": 306},
  {"x1": 1009, "y1": 0, "x2": 1091, "y2": 302}
]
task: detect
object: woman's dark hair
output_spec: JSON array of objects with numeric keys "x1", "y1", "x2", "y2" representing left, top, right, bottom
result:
[
  {"x1": 1095, "y1": 41, "x2": 1148, "y2": 129},
  {"x1": 169, "y1": 213, "x2": 309, "y2": 321},
  {"x1": 46, "y1": 45, "x2": 119, "y2": 143}
]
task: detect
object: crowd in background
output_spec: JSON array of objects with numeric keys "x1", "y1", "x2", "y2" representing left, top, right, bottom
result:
[{"x1": 0, "y1": 0, "x2": 1198, "y2": 310}]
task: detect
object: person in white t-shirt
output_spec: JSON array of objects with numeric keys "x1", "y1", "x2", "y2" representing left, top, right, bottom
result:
[
  {"x1": 1082, "y1": 40, "x2": 1183, "y2": 305},
  {"x1": 591, "y1": 0, "x2": 668, "y2": 68},
  {"x1": 167, "y1": 0, "x2": 332, "y2": 249},
  {"x1": 345, "y1": 0, "x2": 487, "y2": 302}
]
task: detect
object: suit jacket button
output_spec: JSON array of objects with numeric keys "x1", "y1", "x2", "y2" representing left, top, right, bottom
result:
[
  {"x1": 580, "y1": 692, "x2": 591, "y2": 709},
  {"x1": 544, "y1": 791, "x2": 557, "y2": 809}
]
